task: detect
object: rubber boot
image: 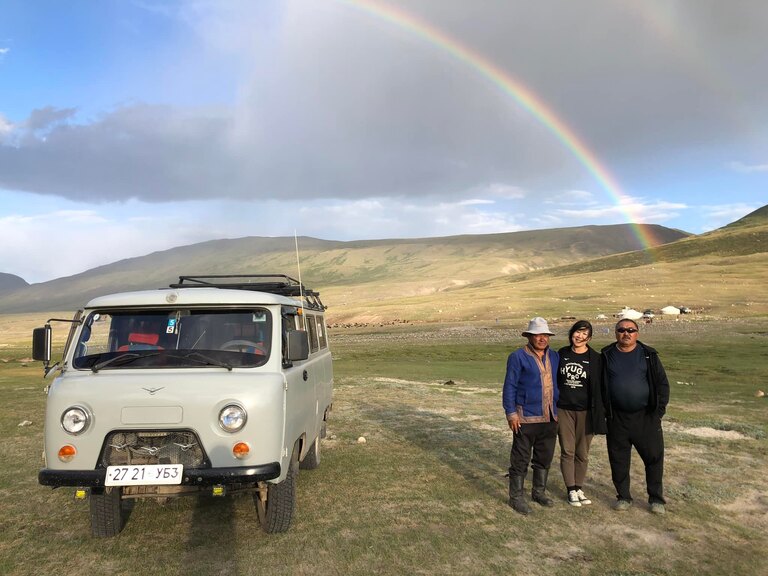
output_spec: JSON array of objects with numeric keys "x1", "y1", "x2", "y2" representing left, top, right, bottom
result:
[
  {"x1": 531, "y1": 468, "x2": 554, "y2": 507},
  {"x1": 508, "y1": 475, "x2": 530, "y2": 515}
]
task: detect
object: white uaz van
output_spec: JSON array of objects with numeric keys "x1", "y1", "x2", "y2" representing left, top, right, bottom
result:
[{"x1": 33, "y1": 275, "x2": 333, "y2": 537}]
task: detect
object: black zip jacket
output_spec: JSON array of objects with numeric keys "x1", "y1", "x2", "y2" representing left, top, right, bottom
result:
[{"x1": 600, "y1": 341, "x2": 670, "y2": 420}]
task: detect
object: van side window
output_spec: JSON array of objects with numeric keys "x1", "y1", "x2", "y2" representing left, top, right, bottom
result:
[
  {"x1": 317, "y1": 316, "x2": 327, "y2": 349},
  {"x1": 281, "y1": 309, "x2": 298, "y2": 366},
  {"x1": 306, "y1": 315, "x2": 319, "y2": 353}
]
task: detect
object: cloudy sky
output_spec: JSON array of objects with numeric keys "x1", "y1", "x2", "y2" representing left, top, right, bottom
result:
[{"x1": 1, "y1": 0, "x2": 766, "y2": 283}]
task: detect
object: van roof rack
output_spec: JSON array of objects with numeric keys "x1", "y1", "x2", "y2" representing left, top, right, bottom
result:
[{"x1": 169, "y1": 274, "x2": 326, "y2": 310}]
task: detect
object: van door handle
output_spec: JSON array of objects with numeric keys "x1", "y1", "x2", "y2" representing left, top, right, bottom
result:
[{"x1": 303, "y1": 370, "x2": 308, "y2": 381}]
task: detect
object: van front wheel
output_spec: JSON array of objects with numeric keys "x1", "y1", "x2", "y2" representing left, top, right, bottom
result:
[
  {"x1": 255, "y1": 442, "x2": 299, "y2": 533},
  {"x1": 90, "y1": 487, "x2": 125, "y2": 537}
]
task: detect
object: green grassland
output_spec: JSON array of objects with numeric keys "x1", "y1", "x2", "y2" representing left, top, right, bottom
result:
[
  {"x1": 2, "y1": 208, "x2": 766, "y2": 574},
  {"x1": 2, "y1": 319, "x2": 766, "y2": 576}
]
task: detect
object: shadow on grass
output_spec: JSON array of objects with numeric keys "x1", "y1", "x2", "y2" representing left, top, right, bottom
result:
[
  {"x1": 182, "y1": 494, "x2": 239, "y2": 567},
  {"x1": 357, "y1": 402, "x2": 511, "y2": 502}
]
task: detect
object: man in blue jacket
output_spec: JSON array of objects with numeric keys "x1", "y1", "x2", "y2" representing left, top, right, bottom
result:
[
  {"x1": 602, "y1": 318, "x2": 670, "y2": 514},
  {"x1": 503, "y1": 317, "x2": 559, "y2": 515}
]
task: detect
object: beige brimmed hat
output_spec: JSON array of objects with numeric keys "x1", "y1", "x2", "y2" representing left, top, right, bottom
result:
[{"x1": 522, "y1": 317, "x2": 554, "y2": 336}]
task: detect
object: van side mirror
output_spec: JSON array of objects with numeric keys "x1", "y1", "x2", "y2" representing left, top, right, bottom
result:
[
  {"x1": 287, "y1": 330, "x2": 309, "y2": 361},
  {"x1": 32, "y1": 326, "x2": 52, "y2": 364}
]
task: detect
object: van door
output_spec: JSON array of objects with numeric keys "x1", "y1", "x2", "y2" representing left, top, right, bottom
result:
[
  {"x1": 281, "y1": 310, "x2": 317, "y2": 462},
  {"x1": 303, "y1": 314, "x2": 323, "y2": 441}
]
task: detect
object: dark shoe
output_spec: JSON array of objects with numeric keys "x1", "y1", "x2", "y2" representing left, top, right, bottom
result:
[
  {"x1": 510, "y1": 497, "x2": 531, "y2": 515},
  {"x1": 649, "y1": 502, "x2": 666, "y2": 515},
  {"x1": 613, "y1": 499, "x2": 632, "y2": 511},
  {"x1": 508, "y1": 475, "x2": 530, "y2": 515},
  {"x1": 531, "y1": 468, "x2": 554, "y2": 507}
]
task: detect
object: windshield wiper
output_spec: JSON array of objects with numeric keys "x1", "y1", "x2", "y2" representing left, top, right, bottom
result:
[
  {"x1": 91, "y1": 351, "x2": 233, "y2": 372},
  {"x1": 181, "y1": 352, "x2": 233, "y2": 371},
  {"x1": 92, "y1": 352, "x2": 161, "y2": 372}
]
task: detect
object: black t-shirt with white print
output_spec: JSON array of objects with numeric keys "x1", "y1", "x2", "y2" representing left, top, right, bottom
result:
[{"x1": 557, "y1": 348, "x2": 591, "y2": 411}]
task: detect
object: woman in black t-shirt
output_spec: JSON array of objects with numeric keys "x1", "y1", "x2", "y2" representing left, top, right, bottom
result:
[{"x1": 557, "y1": 320, "x2": 606, "y2": 507}]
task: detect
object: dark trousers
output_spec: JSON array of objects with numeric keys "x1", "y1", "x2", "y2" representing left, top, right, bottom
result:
[
  {"x1": 509, "y1": 421, "x2": 558, "y2": 477},
  {"x1": 606, "y1": 409, "x2": 665, "y2": 504}
]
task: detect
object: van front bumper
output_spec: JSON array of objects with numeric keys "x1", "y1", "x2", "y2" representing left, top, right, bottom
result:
[{"x1": 38, "y1": 462, "x2": 281, "y2": 488}]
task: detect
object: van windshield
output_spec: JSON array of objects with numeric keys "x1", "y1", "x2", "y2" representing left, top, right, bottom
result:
[{"x1": 72, "y1": 309, "x2": 272, "y2": 370}]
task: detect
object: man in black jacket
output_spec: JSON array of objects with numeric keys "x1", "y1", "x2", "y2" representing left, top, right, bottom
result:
[{"x1": 602, "y1": 318, "x2": 670, "y2": 514}]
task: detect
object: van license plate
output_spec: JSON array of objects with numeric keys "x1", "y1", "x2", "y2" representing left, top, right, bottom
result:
[{"x1": 105, "y1": 464, "x2": 183, "y2": 486}]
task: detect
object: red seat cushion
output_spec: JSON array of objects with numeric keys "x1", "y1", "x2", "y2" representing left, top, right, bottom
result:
[{"x1": 128, "y1": 333, "x2": 159, "y2": 345}]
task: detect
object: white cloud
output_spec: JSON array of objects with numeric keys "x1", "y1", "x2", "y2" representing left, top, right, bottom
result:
[
  {"x1": 555, "y1": 198, "x2": 687, "y2": 224},
  {"x1": 456, "y1": 199, "x2": 495, "y2": 207},
  {"x1": 697, "y1": 203, "x2": 759, "y2": 232},
  {"x1": 298, "y1": 197, "x2": 523, "y2": 239},
  {"x1": 482, "y1": 183, "x2": 527, "y2": 200},
  {"x1": 729, "y1": 161, "x2": 768, "y2": 173},
  {"x1": 0, "y1": 209, "x2": 196, "y2": 282},
  {"x1": 0, "y1": 114, "x2": 14, "y2": 143},
  {"x1": 543, "y1": 189, "x2": 597, "y2": 206}
]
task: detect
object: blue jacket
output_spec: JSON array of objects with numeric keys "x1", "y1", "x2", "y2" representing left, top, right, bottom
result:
[{"x1": 503, "y1": 346, "x2": 559, "y2": 423}]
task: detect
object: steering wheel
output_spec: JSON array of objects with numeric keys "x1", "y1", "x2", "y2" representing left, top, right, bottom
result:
[{"x1": 219, "y1": 340, "x2": 267, "y2": 355}]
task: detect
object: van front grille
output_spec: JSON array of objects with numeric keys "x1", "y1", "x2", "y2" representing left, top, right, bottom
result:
[{"x1": 99, "y1": 430, "x2": 207, "y2": 468}]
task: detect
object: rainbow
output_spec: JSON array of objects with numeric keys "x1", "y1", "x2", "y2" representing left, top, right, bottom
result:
[{"x1": 332, "y1": 0, "x2": 661, "y2": 251}]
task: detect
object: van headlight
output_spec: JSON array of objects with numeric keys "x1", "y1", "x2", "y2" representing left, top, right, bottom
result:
[
  {"x1": 218, "y1": 404, "x2": 247, "y2": 433},
  {"x1": 61, "y1": 406, "x2": 90, "y2": 435}
]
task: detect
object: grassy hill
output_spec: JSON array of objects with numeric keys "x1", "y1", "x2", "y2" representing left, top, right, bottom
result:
[
  {"x1": 2, "y1": 206, "x2": 766, "y2": 323},
  {"x1": 385, "y1": 205, "x2": 768, "y2": 324},
  {"x1": 0, "y1": 272, "x2": 28, "y2": 293},
  {"x1": 0, "y1": 223, "x2": 684, "y2": 314}
]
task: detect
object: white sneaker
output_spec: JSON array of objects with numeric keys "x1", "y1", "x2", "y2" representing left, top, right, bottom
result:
[
  {"x1": 568, "y1": 490, "x2": 582, "y2": 507},
  {"x1": 576, "y1": 489, "x2": 592, "y2": 505}
]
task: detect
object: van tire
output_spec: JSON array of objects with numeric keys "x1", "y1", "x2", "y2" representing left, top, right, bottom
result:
[
  {"x1": 300, "y1": 435, "x2": 321, "y2": 470},
  {"x1": 256, "y1": 442, "x2": 299, "y2": 533},
  {"x1": 90, "y1": 487, "x2": 125, "y2": 537}
]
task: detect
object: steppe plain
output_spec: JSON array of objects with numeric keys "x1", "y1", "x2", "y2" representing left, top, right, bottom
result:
[{"x1": 1, "y1": 210, "x2": 767, "y2": 576}]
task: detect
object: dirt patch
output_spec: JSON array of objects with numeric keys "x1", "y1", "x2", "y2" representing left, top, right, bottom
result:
[
  {"x1": 552, "y1": 545, "x2": 591, "y2": 562},
  {"x1": 666, "y1": 422, "x2": 751, "y2": 440},
  {"x1": 374, "y1": 376, "x2": 435, "y2": 386},
  {"x1": 371, "y1": 376, "x2": 492, "y2": 395},
  {"x1": 600, "y1": 523, "x2": 677, "y2": 549},
  {"x1": 717, "y1": 490, "x2": 768, "y2": 530},
  {"x1": 447, "y1": 415, "x2": 505, "y2": 433}
]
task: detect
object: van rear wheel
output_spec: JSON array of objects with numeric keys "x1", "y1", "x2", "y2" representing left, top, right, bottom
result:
[
  {"x1": 90, "y1": 487, "x2": 125, "y2": 538},
  {"x1": 255, "y1": 442, "x2": 299, "y2": 533}
]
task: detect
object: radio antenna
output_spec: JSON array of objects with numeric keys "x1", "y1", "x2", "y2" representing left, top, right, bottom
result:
[{"x1": 294, "y1": 231, "x2": 306, "y2": 320}]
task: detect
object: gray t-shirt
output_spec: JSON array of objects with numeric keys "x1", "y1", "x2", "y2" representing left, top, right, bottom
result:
[{"x1": 605, "y1": 345, "x2": 649, "y2": 412}]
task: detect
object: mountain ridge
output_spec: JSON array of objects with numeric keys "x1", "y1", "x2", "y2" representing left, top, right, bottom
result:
[{"x1": 0, "y1": 223, "x2": 686, "y2": 314}]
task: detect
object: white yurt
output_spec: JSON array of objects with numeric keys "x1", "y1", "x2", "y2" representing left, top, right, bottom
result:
[
  {"x1": 618, "y1": 307, "x2": 644, "y2": 320},
  {"x1": 661, "y1": 305, "x2": 681, "y2": 315}
]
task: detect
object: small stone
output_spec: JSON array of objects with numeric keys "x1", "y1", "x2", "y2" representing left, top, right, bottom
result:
[
  {"x1": 357, "y1": 436, "x2": 367, "y2": 444},
  {"x1": 755, "y1": 390, "x2": 765, "y2": 398},
  {"x1": 18, "y1": 420, "x2": 33, "y2": 427}
]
